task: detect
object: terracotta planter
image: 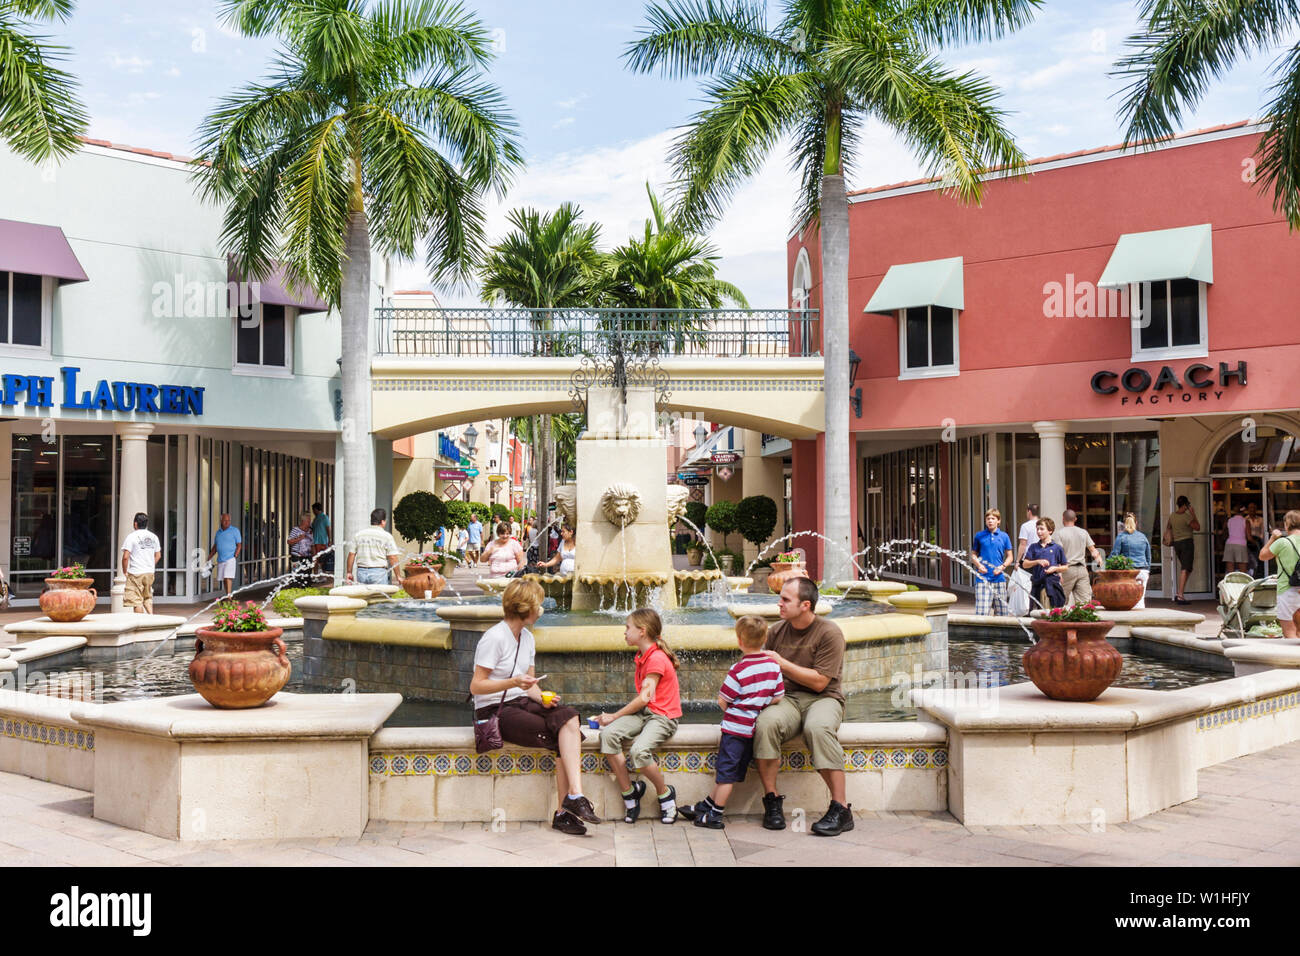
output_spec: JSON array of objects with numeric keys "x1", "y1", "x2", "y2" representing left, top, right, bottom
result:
[
  {"x1": 766, "y1": 562, "x2": 807, "y2": 595},
  {"x1": 402, "y1": 564, "x2": 446, "y2": 599},
  {"x1": 40, "y1": 577, "x2": 97, "y2": 623},
  {"x1": 1092, "y1": 568, "x2": 1144, "y2": 611},
  {"x1": 1024, "y1": 619, "x2": 1123, "y2": 702},
  {"x1": 189, "y1": 626, "x2": 291, "y2": 709}
]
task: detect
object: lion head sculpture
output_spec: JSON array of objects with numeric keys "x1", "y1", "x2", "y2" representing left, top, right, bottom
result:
[
  {"x1": 599, "y1": 483, "x2": 642, "y2": 527},
  {"x1": 554, "y1": 485, "x2": 577, "y2": 529},
  {"x1": 665, "y1": 485, "x2": 690, "y2": 527}
]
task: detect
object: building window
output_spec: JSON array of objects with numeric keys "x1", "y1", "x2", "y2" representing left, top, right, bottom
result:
[
  {"x1": 1132, "y1": 278, "x2": 1206, "y2": 360},
  {"x1": 899, "y1": 306, "x2": 958, "y2": 379},
  {"x1": 1, "y1": 271, "x2": 51, "y2": 352},
  {"x1": 234, "y1": 303, "x2": 293, "y2": 374}
]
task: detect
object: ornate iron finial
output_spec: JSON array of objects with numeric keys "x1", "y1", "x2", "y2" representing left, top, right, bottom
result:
[{"x1": 568, "y1": 330, "x2": 671, "y2": 411}]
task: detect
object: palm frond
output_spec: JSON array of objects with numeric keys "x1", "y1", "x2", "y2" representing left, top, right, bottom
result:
[
  {"x1": 369, "y1": 0, "x2": 494, "y2": 73},
  {"x1": 0, "y1": 9, "x2": 87, "y2": 161},
  {"x1": 280, "y1": 115, "x2": 352, "y2": 303},
  {"x1": 1113, "y1": 0, "x2": 1298, "y2": 145},
  {"x1": 896, "y1": 0, "x2": 1041, "y2": 47},
  {"x1": 670, "y1": 65, "x2": 815, "y2": 230},
  {"x1": 624, "y1": 0, "x2": 793, "y2": 78},
  {"x1": 1255, "y1": 41, "x2": 1300, "y2": 228}
]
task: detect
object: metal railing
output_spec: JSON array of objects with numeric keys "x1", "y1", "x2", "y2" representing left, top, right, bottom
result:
[{"x1": 374, "y1": 308, "x2": 819, "y2": 358}]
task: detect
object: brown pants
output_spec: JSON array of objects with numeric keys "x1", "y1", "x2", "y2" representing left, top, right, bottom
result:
[{"x1": 476, "y1": 697, "x2": 579, "y2": 753}]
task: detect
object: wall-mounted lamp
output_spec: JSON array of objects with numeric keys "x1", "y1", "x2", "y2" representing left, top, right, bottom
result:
[{"x1": 848, "y1": 349, "x2": 862, "y2": 419}]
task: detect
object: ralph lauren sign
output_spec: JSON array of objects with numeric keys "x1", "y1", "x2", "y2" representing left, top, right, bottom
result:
[{"x1": 0, "y1": 366, "x2": 204, "y2": 416}]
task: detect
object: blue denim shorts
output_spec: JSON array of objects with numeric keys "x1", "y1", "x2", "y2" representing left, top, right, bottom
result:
[{"x1": 715, "y1": 732, "x2": 754, "y2": 784}]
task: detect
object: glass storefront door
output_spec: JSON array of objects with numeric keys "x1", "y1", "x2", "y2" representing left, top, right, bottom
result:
[
  {"x1": 1170, "y1": 478, "x2": 1213, "y2": 598},
  {"x1": 1267, "y1": 477, "x2": 1300, "y2": 567}
]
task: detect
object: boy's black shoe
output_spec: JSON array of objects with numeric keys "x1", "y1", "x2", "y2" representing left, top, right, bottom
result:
[
  {"x1": 761, "y1": 792, "x2": 786, "y2": 830},
  {"x1": 562, "y1": 794, "x2": 602, "y2": 824},
  {"x1": 622, "y1": 780, "x2": 647, "y2": 824},
  {"x1": 657, "y1": 784, "x2": 678, "y2": 824},
  {"x1": 693, "y1": 804, "x2": 725, "y2": 829},
  {"x1": 551, "y1": 809, "x2": 587, "y2": 835},
  {"x1": 810, "y1": 800, "x2": 854, "y2": 836},
  {"x1": 676, "y1": 800, "x2": 704, "y2": 821}
]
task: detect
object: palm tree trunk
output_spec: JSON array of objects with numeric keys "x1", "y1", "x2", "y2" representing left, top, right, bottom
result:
[
  {"x1": 820, "y1": 172, "x2": 852, "y2": 582},
  {"x1": 341, "y1": 208, "x2": 375, "y2": 565}
]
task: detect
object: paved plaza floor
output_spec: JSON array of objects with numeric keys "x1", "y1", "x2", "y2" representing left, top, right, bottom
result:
[{"x1": 3, "y1": 741, "x2": 1298, "y2": 867}]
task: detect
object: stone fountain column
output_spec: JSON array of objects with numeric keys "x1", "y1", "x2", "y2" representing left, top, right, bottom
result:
[{"x1": 571, "y1": 387, "x2": 676, "y2": 610}]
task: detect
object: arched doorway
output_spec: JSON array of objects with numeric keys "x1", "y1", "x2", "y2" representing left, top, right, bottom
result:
[{"x1": 1188, "y1": 426, "x2": 1300, "y2": 590}]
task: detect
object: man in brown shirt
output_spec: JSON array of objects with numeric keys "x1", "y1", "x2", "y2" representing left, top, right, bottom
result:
[{"x1": 753, "y1": 576, "x2": 851, "y2": 836}]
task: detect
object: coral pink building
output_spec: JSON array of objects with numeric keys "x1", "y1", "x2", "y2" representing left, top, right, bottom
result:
[{"x1": 788, "y1": 121, "x2": 1300, "y2": 599}]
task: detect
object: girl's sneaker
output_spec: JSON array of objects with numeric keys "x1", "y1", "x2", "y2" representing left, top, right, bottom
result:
[
  {"x1": 622, "y1": 780, "x2": 647, "y2": 823},
  {"x1": 657, "y1": 784, "x2": 678, "y2": 824}
]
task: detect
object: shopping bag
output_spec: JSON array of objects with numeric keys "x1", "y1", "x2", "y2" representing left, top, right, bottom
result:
[{"x1": 1008, "y1": 567, "x2": 1031, "y2": 617}]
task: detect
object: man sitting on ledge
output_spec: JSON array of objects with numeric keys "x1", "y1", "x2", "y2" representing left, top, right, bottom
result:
[{"x1": 754, "y1": 576, "x2": 852, "y2": 836}]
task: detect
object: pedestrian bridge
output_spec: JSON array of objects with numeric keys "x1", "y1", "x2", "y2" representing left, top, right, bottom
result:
[{"x1": 370, "y1": 308, "x2": 826, "y2": 439}]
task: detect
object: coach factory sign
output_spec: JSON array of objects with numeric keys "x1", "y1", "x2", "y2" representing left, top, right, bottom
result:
[{"x1": 1090, "y1": 361, "x2": 1246, "y2": 406}]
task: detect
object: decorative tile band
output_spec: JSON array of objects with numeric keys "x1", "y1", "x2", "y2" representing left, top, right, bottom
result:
[
  {"x1": 1195, "y1": 691, "x2": 1300, "y2": 732},
  {"x1": 1, "y1": 717, "x2": 94, "y2": 752},
  {"x1": 375, "y1": 378, "x2": 823, "y2": 394},
  {"x1": 368, "y1": 746, "x2": 946, "y2": 777}
]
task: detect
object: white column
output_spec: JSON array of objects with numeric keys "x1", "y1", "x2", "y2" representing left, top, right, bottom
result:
[
  {"x1": 1033, "y1": 420, "x2": 1068, "y2": 527},
  {"x1": 113, "y1": 422, "x2": 154, "y2": 613}
]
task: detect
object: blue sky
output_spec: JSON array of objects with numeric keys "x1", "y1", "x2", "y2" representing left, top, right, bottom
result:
[{"x1": 47, "y1": 0, "x2": 1296, "y2": 305}]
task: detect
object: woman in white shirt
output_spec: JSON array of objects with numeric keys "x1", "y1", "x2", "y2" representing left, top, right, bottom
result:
[
  {"x1": 468, "y1": 578, "x2": 599, "y2": 835},
  {"x1": 538, "y1": 525, "x2": 577, "y2": 575}
]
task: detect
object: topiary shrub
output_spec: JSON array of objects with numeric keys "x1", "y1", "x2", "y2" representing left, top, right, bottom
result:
[
  {"x1": 491, "y1": 502, "x2": 513, "y2": 523},
  {"x1": 737, "y1": 495, "x2": 778, "y2": 552},
  {"x1": 705, "y1": 499, "x2": 739, "y2": 551},
  {"x1": 393, "y1": 491, "x2": 447, "y2": 551},
  {"x1": 684, "y1": 501, "x2": 708, "y2": 535},
  {"x1": 272, "y1": 587, "x2": 329, "y2": 617},
  {"x1": 444, "y1": 500, "x2": 472, "y2": 529}
]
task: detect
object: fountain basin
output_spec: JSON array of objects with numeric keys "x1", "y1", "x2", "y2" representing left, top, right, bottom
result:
[{"x1": 300, "y1": 593, "x2": 948, "y2": 707}]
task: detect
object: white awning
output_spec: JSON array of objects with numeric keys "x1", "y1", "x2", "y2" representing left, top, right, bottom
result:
[
  {"x1": 1098, "y1": 223, "x2": 1213, "y2": 288},
  {"x1": 864, "y1": 256, "x2": 963, "y2": 315}
]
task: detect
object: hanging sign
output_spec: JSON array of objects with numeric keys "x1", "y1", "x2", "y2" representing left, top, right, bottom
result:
[
  {"x1": 716, "y1": 466, "x2": 734, "y2": 482},
  {"x1": 443, "y1": 484, "x2": 460, "y2": 500},
  {"x1": 710, "y1": 452, "x2": 740, "y2": 464},
  {"x1": 437, "y1": 469, "x2": 467, "y2": 480},
  {"x1": 680, "y1": 475, "x2": 710, "y2": 486},
  {"x1": 488, "y1": 474, "x2": 508, "y2": 482},
  {"x1": 462, "y1": 467, "x2": 480, "y2": 478}
]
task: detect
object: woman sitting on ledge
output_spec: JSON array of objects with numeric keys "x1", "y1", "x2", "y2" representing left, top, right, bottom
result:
[
  {"x1": 469, "y1": 578, "x2": 601, "y2": 835},
  {"x1": 537, "y1": 524, "x2": 576, "y2": 575}
]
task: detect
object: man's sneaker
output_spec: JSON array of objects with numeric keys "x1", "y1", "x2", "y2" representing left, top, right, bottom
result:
[
  {"x1": 761, "y1": 792, "x2": 786, "y2": 830},
  {"x1": 622, "y1": 780, "x2": 647, "y2": 824},
  {"x1": 551, "y1": 809, "x2": 587, "y2": 836},
  {"x1": 657, "y1": 785, "x2": 678, "y2": 824},
  {"x1": 693, "y1": 804, "x2": 725, "y2": 830},
  {"x1": 562, "y1": 794, "x2": 602, "y2": 825},
  {"x1": 811, "y1": 800, "x2": 854, "y2": 837}
]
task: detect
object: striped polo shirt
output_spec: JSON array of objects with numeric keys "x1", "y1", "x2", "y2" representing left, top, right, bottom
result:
[{"x1": 719, "y1": 653, "x2": 785, "y2": 738}]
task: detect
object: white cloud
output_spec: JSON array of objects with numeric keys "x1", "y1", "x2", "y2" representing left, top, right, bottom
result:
[
  {"x1": 391, "y1": 121, "x2": 925, "y2": 307},
  {"x1": 555, "y1": 94, "x2": 589, "y2": 111},
  {"x1": 552, "y1": 116, "x2": 575, "y2": 129},
  {"x1": 104, "y1": 52, "x2": 152, "y2": 73},
  {"x1": 165, "y1": 66, "x2": 181, "y2": 77}
]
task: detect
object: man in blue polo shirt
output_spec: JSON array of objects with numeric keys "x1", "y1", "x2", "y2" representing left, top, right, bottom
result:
[
  {"x1": 207, "y1": 513, "x2": 242, "y2": 598},
  {"x1": 970, "y1": 508, "x2": 1014, "y2": 616},
  {"x1": 466, "y1": 513, "x2": 483, "y2": 568}
]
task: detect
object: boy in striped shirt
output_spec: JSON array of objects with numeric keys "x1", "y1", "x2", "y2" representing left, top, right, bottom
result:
[{"x1": 678, "y1": 616, "x2": 784, "y2": 829}]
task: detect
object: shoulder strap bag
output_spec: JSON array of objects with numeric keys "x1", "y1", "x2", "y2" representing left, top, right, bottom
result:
[{"x1": 472, "y1": 635, "x2": 522, "y2": 754}]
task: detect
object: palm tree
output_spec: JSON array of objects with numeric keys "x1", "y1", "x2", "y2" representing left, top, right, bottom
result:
[
  {"x1": 0, "y1": 0, "x2": 88, "y2": 162},
  {"x1": 625, "y1": 0, "x2": 1035, "y2": 581},
  {"x1": 1114, "y1": 1, "x2": 1300, "y2": 226},
  {"x1": 194, "y1": 0, "x2": 521, "y2": 556},
  {"x1": 481, "y1": 203, "x2": 604, "y2": 545},
  {"x1": 603, "y1": 183, "x2": 748, "y2": 352}
]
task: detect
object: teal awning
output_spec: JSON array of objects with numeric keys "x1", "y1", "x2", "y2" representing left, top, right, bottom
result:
[
  {"x1": 1097, "y1": 223, "x2": 1213, "y2": 288},
  {"x1": 864, "y1": 256, "x2": 964, "y2": 315}
]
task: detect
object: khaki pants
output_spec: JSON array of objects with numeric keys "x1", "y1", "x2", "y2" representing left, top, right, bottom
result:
[
  {"x1": 599, "y1": 712, "x2": 678, "y2": 770},
  {"x1": 1062, "y1": 565, "x2": 1092, "y2": 605},
  {"x1": 753, "y1": 691, "x2": 844, "y2": 771}
]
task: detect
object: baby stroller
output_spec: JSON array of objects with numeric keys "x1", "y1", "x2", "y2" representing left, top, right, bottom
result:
[{"x1": 1216, "y1": 571, "x2": 1279, "y2": 640}]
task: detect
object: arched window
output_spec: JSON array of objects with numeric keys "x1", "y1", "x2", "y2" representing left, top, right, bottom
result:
[
  {"x1": 1211, "y1": 426, "x2": 1299, "y2": 474},
  {"x1": 791, "y1": 247, "x2": 811, "y2": 309}
]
